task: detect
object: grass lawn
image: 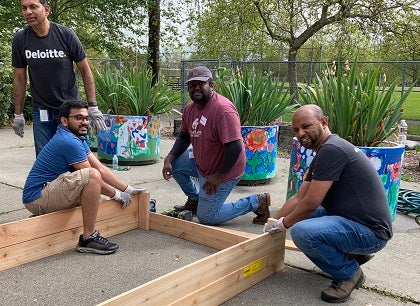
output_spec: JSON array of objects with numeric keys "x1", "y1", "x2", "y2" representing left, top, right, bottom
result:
[{"x1": 396, "y1": 90, "x2": 420, "y2": 121}]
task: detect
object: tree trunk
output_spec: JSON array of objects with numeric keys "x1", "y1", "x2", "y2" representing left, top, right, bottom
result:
[
  {"x1": 148, "y1": 0, "x2": 160, "y2": 86},
  {"x1": 287, "y1": 51, "x2": 299, "y2": 103}
]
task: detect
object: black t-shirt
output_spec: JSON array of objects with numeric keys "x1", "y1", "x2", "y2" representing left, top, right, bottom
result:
[
  {"x1": 12, "y1": 22, "x2": 86, "y2": 110},
  {"x1": 305, "y1": 134, "x2": 393, "y2": 241}
]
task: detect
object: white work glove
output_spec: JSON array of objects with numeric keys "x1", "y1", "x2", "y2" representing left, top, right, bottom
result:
[
  {"x1": 112, "y1": 190, "x2": 132, "y2": 209},
  {"x1": 88, "y1": 106, "x2": 106, "y2": 130},
  {"x1": 12, "y1": 114, "x2": 25, "y2": 138},
  {"x1": 124, "y1": 185, "x2": 146, "y2": 195},
  {"x1": 263, "y1": 217, "x2": 288, "y2": 234}
]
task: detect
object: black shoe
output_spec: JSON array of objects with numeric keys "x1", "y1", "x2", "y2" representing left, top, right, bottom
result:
[
  {"x1": 76, "y1": 230, "x2": 119, "y2": 255},
  {"x1": 347, "y1": 254, "x2": 374, "y2": 266},
  {"x1": 174, "y1": 198, "x2": 198, "y2": 213}
]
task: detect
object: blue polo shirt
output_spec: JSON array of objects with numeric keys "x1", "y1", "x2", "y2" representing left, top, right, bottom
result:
[{"x1": 23, "y1": 125, "x2": 90, "y2": 204}]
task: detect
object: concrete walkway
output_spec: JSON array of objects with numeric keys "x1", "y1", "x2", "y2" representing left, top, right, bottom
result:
[{"x1": 0, "y1": 124, "x2": 419, "y2": 305}]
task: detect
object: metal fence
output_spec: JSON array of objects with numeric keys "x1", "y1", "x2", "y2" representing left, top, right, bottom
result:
[{"x1": 179, "y1": 59, "x2": 420, "y2": 108}]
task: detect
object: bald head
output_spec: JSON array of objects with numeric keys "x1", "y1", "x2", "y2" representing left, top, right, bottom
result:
[
  {"x1": 292, "y1": 104, "x2": 331, "y2": 151},
  {"x1": 294, "y1": 104, "x2": 325, "y2": 120}
]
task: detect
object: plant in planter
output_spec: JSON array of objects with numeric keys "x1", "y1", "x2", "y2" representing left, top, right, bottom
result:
[
  {"x1": 215, "y1": 67, "x2": 298, "y2": 183},
  {"x1": 93, "y1": 65, "x2": 181, "y2": 165},
  {"x1": 289, "y1": 60, "x2": 414, "y2": 219}
]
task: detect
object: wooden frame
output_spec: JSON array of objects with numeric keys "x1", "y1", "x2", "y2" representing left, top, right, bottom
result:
[{"x1": 0, "y1": 192, "x2": 296, "y2": 305}]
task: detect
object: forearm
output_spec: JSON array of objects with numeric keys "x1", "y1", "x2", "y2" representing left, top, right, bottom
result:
[
  {"x1": 82, "y1": 71, "x2": 96, "y2": 103},
  {"x1": 99, "y1": 165, "x2": 128, "y2": 196},
  {"x1": 216, "y1": 140, "x2": 242, "y2": 175},
  {"x1": 13, "y1": 70, "x2": 27, "y2": 114},
  {"x1": 166, "y1": 131, "x2": 191, "y2": 162},
  {"x1": 274, "y1": 195, "x2": 299, "y2": 219},
  {"x1": 77, "y1": 59, "x2": 96, "y2": 102}
]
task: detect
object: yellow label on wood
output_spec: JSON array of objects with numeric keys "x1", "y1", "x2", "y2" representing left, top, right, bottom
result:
[{"x1": 242, "y1": 259, "x2": 262, "y2": 278}]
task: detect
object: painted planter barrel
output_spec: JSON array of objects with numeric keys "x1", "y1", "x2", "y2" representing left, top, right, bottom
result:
[
  {"x1": 97, "y1": 114, "x2": 161, "y2": 165},
  {"x1": 286, "y1": 137, "x2": 317, "y2": 200},
  {"x1": 287, "y1": 137, "x2": 405, "y2": 220},
  {"x1": 239, "y1": 125, "x2": 279, "y2": 184},
  {"x1": 358, "y1": 144, "x2": 405, "y2": 220},
  {"x1": 87, "y1": 120, "x2": 98, "y2": 151}
]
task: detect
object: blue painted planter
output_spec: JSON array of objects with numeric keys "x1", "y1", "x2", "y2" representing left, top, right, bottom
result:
[
  {"x1": 86, "y1": 120, "x2": 98, "y2": 151},
  {"x1": 287, "y1": 138, "x2": 405, "y2": 220},
  {"x1": 97, "y1": 114, "x2": 161, "y2": 165},
  {"x1": 240, "y1": 125, "x2": 279, "y2": 184}
]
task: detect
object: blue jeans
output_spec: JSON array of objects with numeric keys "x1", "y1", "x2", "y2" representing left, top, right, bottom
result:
[
  {"x1": 171, "y1": 148, "x2": 259, "y2": 225},
  {"x1": 290, "y1": 207, "x2": 388, "y2": 280},
  {"x1": 32, "y1": 106, "x2": 61, "y2": 156}
]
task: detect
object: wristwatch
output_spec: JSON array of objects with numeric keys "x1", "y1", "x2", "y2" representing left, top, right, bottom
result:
[{"x1": 88, "y1": 101, "x2": 98, "y2": 107}]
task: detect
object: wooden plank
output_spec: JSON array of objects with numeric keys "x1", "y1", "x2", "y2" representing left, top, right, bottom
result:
[
  {"x1": 214, "y1": 227, "x2": 258, "y2": 239},
  {"x1": 286, "y1": 239, "x2": 299, "y2": 251},
  {"x1": 266, "y1": 218, "x2": 300, "y2": 251},
  {"x1": 149, "y1": 213, "x2": 251, "y2": 250},
  {"x1": 98, "y1": 231, "x2": 286, "y2": 306},
  {"x1": 0, "y1": 196, "x2": 139, "y2": 248},
  {"x1": 138, "y1": 191, "x2": 150, "y2": 230},
  {"x1": 0, "y1": 208, "x2": 138, "y2": 272},
  {"x1": 170, "y1": 252, "x2": 282, "y2": 305},
  {"x1": 0, "y1": 193, "x2": 149, "y2": 272}
]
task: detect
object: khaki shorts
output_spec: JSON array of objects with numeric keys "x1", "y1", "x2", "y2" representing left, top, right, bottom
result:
[{"x1": 25, "y1": 168, "x2": 90, "y2": 216}]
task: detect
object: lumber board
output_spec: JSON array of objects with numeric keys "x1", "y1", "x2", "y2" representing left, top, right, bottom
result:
[
  {"x1": 0, "y1": 193, "x2": 145, "y2": 272},
  {"x1": 0, "y1": 196, "x2": 138, "y2": 248},
  {"x1": 169, "y1": 252, "x2": 282, "y2": 305},
  {"x1": 98, "y1": 231, "x2": 286, "y2": 306},
  {"x1": 138, "y1": 191, "x2": 150, "y2": 230},
  {"x1": 149, "y1": 213, "x2": 253, "y2": 250}
]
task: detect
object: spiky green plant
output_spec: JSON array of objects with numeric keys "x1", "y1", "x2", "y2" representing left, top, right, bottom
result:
[
  {"x1": 94, "y1": 65, "x2": 126, "y2": 114},
  {"x1": 215, "y1": 67, "x2": 298, "y2": 126},
  {"x1": 299, "y1": 61, "x2": 414, "y2": 147},
  {"x1": 94, "y1": 65, "x2": 180, "y2": 116}
]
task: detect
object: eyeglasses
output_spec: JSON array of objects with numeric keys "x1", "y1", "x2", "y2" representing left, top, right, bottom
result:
[{"x1": 67, "y1": 115, "x2": 91, "y2": 122}]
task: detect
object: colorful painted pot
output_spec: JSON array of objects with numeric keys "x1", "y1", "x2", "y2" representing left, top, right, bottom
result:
[
  {"x1": 97, "y1": 114, "x2": 161, "y2": 165},
  {"x1": 240, "y1": 125, "x2": 279, "y2": 184},
  {"x1": 86, "y1": 120, "x2": 98, "y2": 151},
  {"x1": 287, "y1": 137, "x2": 405, "y2": 220}
]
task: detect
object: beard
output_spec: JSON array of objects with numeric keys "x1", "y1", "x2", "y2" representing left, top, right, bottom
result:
[
  {"x1": 299, "y1": 126, "x2": 324, "y2": 149},
  {"x1": 68, "y1": 123, "x2": 89, "y2": 137},
  {"x1": 190, "y1": 89, "x2": 212, "y2": 106}
]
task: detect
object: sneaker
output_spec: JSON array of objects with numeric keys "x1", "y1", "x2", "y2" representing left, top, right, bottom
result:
[
  {"x1": 174, "y1": 198, "x2": 198, "y2": 213},
  {"x1": 347, "y1": 254, "x2": 374, "y2": 266},
  {"x1": 321, "y1": 267, "x2": 365, "y2": 303},
  {"x1": 253, "y1": 193, "x2": 271, "y2": 224},
  {"x1": 76, "y1": 230, "x2": 119, "y2": 255}
]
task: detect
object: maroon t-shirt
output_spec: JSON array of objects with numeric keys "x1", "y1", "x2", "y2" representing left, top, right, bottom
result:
[{"x1": 181, "y1": 92, "x2": 246, "y2": 182}]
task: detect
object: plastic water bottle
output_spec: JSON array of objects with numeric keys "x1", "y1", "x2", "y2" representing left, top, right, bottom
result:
[
  {"x1": 112, "y1": 154, "x2": 118, "y2": 170},
  {"x1": 398, "y1": 120, "x2": 408, "y2": 145}
]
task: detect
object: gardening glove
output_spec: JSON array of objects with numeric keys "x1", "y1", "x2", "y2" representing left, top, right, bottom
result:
[
  {"x1": 112, "y1": 190, "x2": 132, "y2": 209},
  {"x1": 263, "y1": 217, "x2": 288, "y2": 234},
  {"x1": 12, "y1": 114, "x2": 25, "y2": 138},
  {"x1": 88, "y1": 106, "x2": 106, "y2": 130},
  {"x1": 124, "y1": 185, "x2": 146, "y2": 195}
]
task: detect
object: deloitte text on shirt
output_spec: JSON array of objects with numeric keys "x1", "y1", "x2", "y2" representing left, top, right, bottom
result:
[{"x1": 25, "y1": 49, "x2": 67, "y2": 59}]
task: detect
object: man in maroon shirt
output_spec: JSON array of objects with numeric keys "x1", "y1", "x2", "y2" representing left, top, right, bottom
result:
[{"x1": 162, "y1": 66, "x2": 270, "y2": 225}]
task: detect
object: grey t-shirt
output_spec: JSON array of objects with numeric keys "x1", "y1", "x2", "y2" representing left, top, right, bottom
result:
[
  {"x1": 12, "y1": 22, "x2": 86, "y2": 110},
  {"x1": 305, "y1": 134, "x2": 393, "y2": 241}
]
